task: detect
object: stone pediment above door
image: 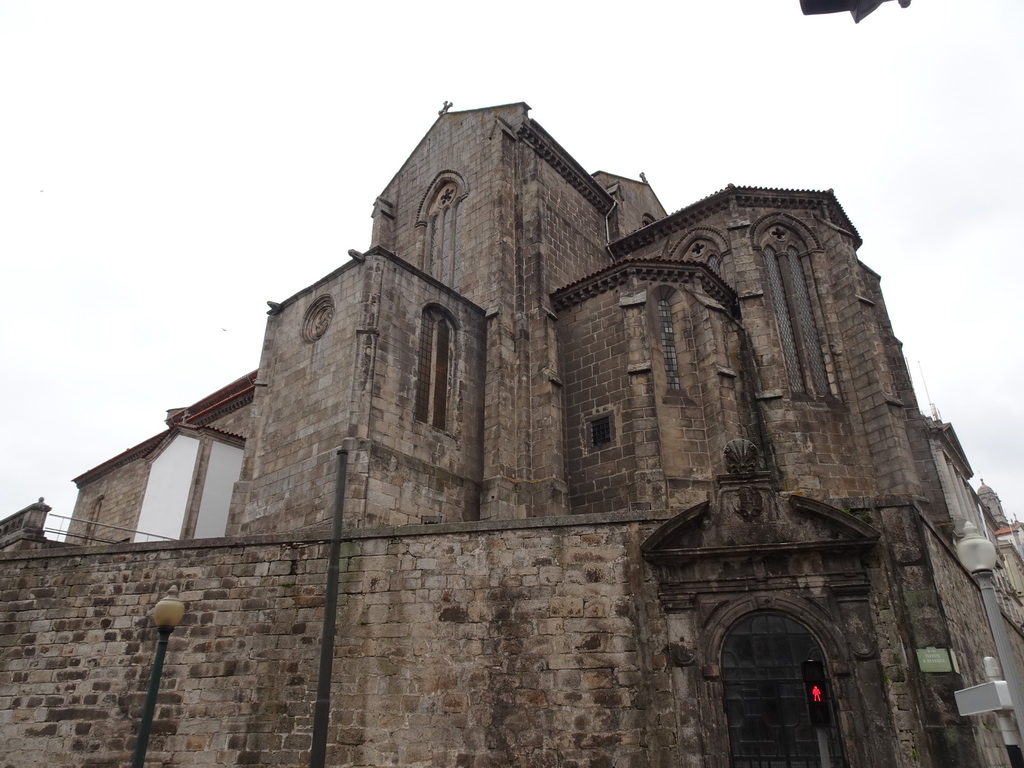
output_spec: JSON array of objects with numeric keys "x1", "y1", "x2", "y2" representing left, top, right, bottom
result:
[
  {"x1": 641, "y1": 484, "x2": 881, "y2": 559},
  {"x1": 641, "y1": 440, "x2": 880, "y2": 612},
  {"x1": 643, "y1": 440, "x2": 879, "y2": 559}
]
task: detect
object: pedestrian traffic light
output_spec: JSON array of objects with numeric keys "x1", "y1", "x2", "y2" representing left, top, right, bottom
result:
[{"x1": 802, "y1": 660, "x2": 832, "y2": 726}]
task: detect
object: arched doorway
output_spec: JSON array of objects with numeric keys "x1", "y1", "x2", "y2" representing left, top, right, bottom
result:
[{"x1": 722, "y1": 613, "x2": 844, "y2": 767}]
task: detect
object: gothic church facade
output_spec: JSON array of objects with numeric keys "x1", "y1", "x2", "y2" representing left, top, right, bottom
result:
[{"x1": 2, "y1": 103, "x2": 1018, "y2": 768}]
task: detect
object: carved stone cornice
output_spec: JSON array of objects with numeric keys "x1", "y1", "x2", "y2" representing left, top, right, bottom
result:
[
  {"x1": 168, "y1": 370, "x2": 258, "y2": 427},
  {"x1": 186, "y1": 387, "x2": 255, "y2": 427},
  {"x1": 609, "y1": 185, "x2": 861, "y2": 258},
  {"x1": 550, "y1": 258, "x2": 738, "y2": 314},
  {"x1": 72, "y1": 431, "x2": 169, "y2": 488},
  {"x1": 518, "y1": 121, "x2": 615, "y2": 215}
]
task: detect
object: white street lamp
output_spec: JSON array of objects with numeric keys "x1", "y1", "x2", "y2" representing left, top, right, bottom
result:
[{"x1": 956, "y1": 523, "x2": 1024, "y2": 751}]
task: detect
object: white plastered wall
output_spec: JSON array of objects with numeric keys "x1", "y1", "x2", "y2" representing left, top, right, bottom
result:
[
  {"x1": 194, "y1": 441, "x2": 243, "y2": 538},
  {"x1": 134, "y1": 435, "x2": 200, "y2": 542}
]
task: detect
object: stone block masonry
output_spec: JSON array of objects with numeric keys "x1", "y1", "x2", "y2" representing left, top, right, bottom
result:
[
  {"x1": 24, "y1": 102, "x2": 1020, "y2": 768},
  {"x1": 6, "y1": 498, "x2": 1022, "y2": 767},
  {"x1": 0, "y1": 511, "x2": 676, "y2": 768}
]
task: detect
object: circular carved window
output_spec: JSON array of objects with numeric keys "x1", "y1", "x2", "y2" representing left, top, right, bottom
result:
[{"x1": 302, "y1": 295, "x2": 335, "y2": 342}]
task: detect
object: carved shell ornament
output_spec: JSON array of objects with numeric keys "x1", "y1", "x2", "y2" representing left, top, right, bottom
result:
[
  {"x1": 724, "y1": 439, "x2": 760, "y2": 474},
  {"x1": 302, "y1": 295, "x2": 335, "y2": 342}
]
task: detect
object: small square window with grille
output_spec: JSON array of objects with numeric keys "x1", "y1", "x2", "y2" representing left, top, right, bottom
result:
[{"x1": 590, "y1": 415, "x2": 613, "y2": 447}]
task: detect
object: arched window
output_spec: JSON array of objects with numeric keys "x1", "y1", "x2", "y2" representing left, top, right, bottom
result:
[
  {"x1": 762, "y1": 242, "x2": 829, "y2": 396},
  {"x1": 657, "y1": 297, "x2": 682, "y2": 390},
  {"x1": 414, "y1": 308, "x2": 454, "y2": 430},
  {"x1": 424, "y1": 181, "x2": 462, "y2": 286},
  {"x1": 722, "y1": 613, "x2": 844, "y2": 767}
]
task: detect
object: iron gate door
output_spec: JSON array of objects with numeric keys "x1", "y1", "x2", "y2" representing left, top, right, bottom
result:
[{"x1": 722, "y1": 613, "x2": 844, "y2": 768}]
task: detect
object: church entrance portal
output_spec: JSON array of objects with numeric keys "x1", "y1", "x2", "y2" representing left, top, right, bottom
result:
[{"x1": 722, "y1": 613, "x2": 844, "y2": 767}]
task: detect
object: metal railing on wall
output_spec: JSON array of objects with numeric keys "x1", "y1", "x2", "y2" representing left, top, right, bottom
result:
[{"x1": 44, "y1": 513, "x2": 176, "y2": 545}]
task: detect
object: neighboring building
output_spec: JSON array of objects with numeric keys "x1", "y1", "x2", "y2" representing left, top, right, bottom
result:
[
  {"x1": 68, "y1": 371, "x2": 256, "y2": 544},
  {"x1": 988, "y1": 483, "x2": 1024, "y2": 616},
  {"x1": 995, "y1": 520, "x2": 1024, "y2": 615},
  {"x1": 2, "y1": 103, "x2": 1021, "y2": 768}
]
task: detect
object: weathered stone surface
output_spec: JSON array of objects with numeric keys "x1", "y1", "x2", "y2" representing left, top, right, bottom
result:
[
  {"x1": 0, "y1": 517, "x2": 673, "y2": 768},
  {"x1": 4, "y1": 103, "x2": 1015, "y2": 768}
]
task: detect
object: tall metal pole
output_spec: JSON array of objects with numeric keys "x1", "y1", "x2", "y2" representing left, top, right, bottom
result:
[
  {"x1": 985, "y1": 656, "x2": 1024, "y2": 768},
  {"x1": 309, "y1": 450, "x2": 348, "y2": 768},
  {"x1": 815, "y1": 727, "x2": 831, "y2": 768},
  {"x1": 975, "y1": 568, "x2": 1024, "y2": 747},
  {"x1": 129, "y1": 625, "x2": 174, "y2": 768}
]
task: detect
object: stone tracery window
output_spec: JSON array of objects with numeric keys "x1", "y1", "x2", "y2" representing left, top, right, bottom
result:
[
  {"x1": 414, "y1": 307, "x2": 454, "y2": 430},
  {"x1": 424, "y1": 181, "x2": 462, "y2": 286},
  {"x1": 762, "y1": 238, "x2": 829, "y2": 396},
  {"x1": 684, "y1": 238, "x2": 723, "y2": 275}
]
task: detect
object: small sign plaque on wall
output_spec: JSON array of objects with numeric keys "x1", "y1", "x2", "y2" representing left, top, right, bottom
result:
[{"x1": 916, "y1": 647, "x2": 958, "y2": 673}]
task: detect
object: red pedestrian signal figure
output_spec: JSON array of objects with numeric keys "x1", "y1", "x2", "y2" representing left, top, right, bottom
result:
[
  {"x1": 803, "y1": 680, "x2": 831, "y2": 725},
  {"x1": 802, "y1": 661, "x2": 832, "y2": 727}
]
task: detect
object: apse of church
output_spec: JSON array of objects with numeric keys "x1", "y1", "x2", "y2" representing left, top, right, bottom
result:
[{"x1": 238, "y1": 103, "x2": 916, "y2": 536}]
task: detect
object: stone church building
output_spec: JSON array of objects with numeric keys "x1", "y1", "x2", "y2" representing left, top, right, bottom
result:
[{"x1": 2, "y1": 103, "x2": 1020, "y2": 768}]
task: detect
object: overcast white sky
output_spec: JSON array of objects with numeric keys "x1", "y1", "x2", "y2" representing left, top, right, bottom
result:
[{"x1": 2, "y1": 1, "x2": 1022, "y2": 530}]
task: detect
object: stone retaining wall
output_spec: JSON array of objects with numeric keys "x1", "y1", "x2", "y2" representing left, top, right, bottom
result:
[{"x1": 0, "y1": 513, "x2": 668, "y2": 768}]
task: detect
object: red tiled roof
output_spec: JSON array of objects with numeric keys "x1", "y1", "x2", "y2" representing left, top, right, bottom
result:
[
  {"x1": 73, "y1": 370, "x2": 257, "y2": 488},
  {"x1": 72, "y1": 431, "x2": 170, "y2": 487},
  {"x1": 167, "y1": 370, "x2": 258, "y2": 426}
]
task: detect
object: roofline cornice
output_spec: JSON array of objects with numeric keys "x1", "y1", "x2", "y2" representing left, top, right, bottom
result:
[
  {"x1": 72, "y1": 431, "x2": 169, "y2": 488},
  {"x1": 73, "y1": 421, "x2": 250, "y2": 488},
  {"x1": 927, "y1": 419, "x2": 974, "y2": 478},
  {"x1": 609, "y1": 185, "x2": 862, "y2": 257},
  {"x1": 171, "y1": 423, "x2": 247, "y2": 449},
  {"x1": 186, "y1": 389, "x2": 255, "y2": 427},
  {"x1": 518, "y1": 120, "x2": 615, "y2": 216},
  {"x1": 169, "y1": 371, "x2": 257, "y2": 427},
  {"x1": 551, "y1": 258, "x2": 738, "y2": 314},
  {"x1": 75, "y1": 370, "x2": 257, "y2": 488}
]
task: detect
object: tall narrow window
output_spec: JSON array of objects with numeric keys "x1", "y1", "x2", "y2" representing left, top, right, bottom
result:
[
  {"x1": 763, "y1": 243, "x2": 829, "y2": 396},
  {"x1": 414, "y1": 309, "x2": 453, "y2": 430},
  {"x1": 657, "y1": 298, "x2": 682, "y2": 390},
  {"x1": 425, "y1": 182, "x2": 461, "y2": 286}
]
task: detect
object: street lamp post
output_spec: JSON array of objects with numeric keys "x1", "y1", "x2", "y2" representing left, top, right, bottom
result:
[
  {"x1": 956, "y1": 523, "x2": 1024, "y2": 748},
  {"x1": 129, "y1": 585, "x2": 186, "y2": 768}
]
